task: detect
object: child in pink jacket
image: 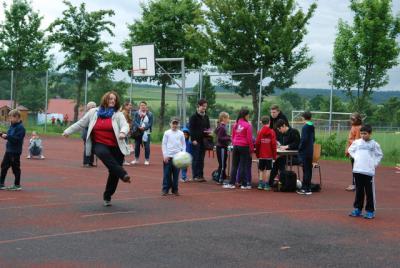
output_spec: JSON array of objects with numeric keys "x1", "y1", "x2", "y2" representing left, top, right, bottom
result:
[{"x1": 223, "y1": 108, "x2": 253, "y2": 189}]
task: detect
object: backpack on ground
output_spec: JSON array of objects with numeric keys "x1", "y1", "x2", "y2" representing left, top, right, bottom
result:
[
  {"x1": 310, "y1": 183, "x2": 321, "y2": 192},
  {"x1": 211, "y1": 169, "x2": 220, "y2": 182},
  {"x1": 278, "y1": 170, "x2": 297, "y2": 192}
]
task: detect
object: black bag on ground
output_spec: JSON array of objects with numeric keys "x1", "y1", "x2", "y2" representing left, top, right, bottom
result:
[
  {"x1": 211, "y1": 169, "x2": 220, "y2": 182},
  {"x1": 310, "y1": 183, "x2": 321, "y2": 192},
  {"x1": 278, "y1": 170, "x2": 297, "y2": 192}
]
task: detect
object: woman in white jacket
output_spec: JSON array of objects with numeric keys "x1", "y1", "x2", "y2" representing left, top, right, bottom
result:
[{"x1": 63, "y1": 91, "x2": 131, "y2": 206}]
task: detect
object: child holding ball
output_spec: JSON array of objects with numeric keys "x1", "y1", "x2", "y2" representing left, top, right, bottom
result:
[{"x1": 161, "y1": 117, "x2": 186, "y2": 196}]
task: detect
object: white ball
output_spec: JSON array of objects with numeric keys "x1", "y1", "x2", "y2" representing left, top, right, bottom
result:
[
  {"x1": 172, "y1": 152, "x2": 192, "y2": 168},
  {"x1": 296, "y1": 179, "x2": 302, "y2": 190}
]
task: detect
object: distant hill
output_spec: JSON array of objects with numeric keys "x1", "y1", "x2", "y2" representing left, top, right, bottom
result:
[
  {"x1": 272, "y1": 88, "x2": 400, "y2": 104},
  {"x1": 133, "y1": 83, "x2": 400, "y2": 104}
]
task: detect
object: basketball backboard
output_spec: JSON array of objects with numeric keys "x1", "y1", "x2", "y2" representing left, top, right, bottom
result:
[{"x1": 132, "y1": 44, "x2": 155, "y2": 77}]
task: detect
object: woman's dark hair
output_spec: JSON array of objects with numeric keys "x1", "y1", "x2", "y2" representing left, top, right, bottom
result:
[
  {"x1": 302, "y1": 111, "x2": 312, "y2": 120},
  {"x1": 100, "y1": 91, "x2": 121, "y2": 110},
  {"x1": 236, "y1": 108, "x2": 250, "y2": 122},
  {"x1": 350, "y1": 112, "x2": 362, "y2": 126}
]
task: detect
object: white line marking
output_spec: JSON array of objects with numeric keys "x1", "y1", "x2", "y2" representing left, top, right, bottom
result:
[
  {"x1": 0, "y1": 198, "x2": 16, "y2": 201},
  {"x1": 81, "y1": 210, "x2": 136, "y2": 218}
]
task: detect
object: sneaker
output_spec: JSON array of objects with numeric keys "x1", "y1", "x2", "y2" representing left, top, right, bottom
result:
[
  {"x1": 305, "y1": 190, "x2": 312, "y2": 195},
  {"x1": 103, "y1": 200, "x2": 112, "y2": 207},
  {"x1": 161, "y1": 191, "x2": 168, "y2": 196},
  {"x1": 264, "y1": 184, "x2": 271, "y2": 191},
  {"x1": 180, "y1": 178, "x2": 187, "y2": 183},
  {"x1": 26, "y1": 155, "x2": 31, "y2": 159},
  {"x1": 144, "y1": 160, "x2": 150, "y2": 166},
  {"x1": 257, "y1": 181, "x2": 264, "y2": 190},
  {"x1": 240, "y1": 185, "x2": 251, "y2": 190},
  {"x1": 349, "y1": 208, "x2": 363, "y2": 217},
  {"x1": 197, "y1": 177, "x2": 207, "y2": 182},
  {"x1": 121, "y1": 175, "x2": 131, "y2": 183},
  {"x1": 0, "y1": 184, "x2": 6, "y2": 190},
  {"x1": 345, "y1": 185, "x2": 355, "y2": 191},
  {"x1": 40, "y1": 155, "x2": 45, "y2": 159},
  {"x1": 130, "y1": 159, "x2": 138, "y2": 165},
  {"x1": 172, "y1": 191, "x2": 180, "y2": 196},
  {"x1": 123, "y1": 161, "x2": 131, "y2": 166},
  {"x1": 296, "y1": 189, "x2": 306, "y2": 195},
  {"x1": 7, "y1": 185, "x2": 22, "y2": 191},
  {"x1": 364, "y1": 211, "x2": 375, "y2": 219},
  {"x1": 217, "y1": 179, "x2": 224, "y2": 185},
  {"x1": 223, "y1": 184, "x2": 235, "y2": 189}
]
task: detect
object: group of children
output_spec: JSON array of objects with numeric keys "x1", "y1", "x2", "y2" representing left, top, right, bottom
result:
[{"x1": 0, "y1": 108, "x2": 385, "y2": 219}]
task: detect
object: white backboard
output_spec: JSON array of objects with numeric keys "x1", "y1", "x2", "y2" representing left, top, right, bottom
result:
[{"x1": 132, "y1": 44, "x2": 155, "y2": 77}]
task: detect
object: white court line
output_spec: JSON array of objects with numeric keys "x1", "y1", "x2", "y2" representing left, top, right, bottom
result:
[
  {"x1": 81, "y1": 210, "x2": 136, "y2": 218},
  {"x1": 0, "y1": 198, "x2": 16, "y2": 201},
  {"x1": 0, "y1": 190, "x2": 230, "y2": 211},
  {"x1": 73, "y1": 193, "x2": 96, "y2": 196},
  {"x1": 0, "y1": 207, "x2": 399, "y2": 245}
]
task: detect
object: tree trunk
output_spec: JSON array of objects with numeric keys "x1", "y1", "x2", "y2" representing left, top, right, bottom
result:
[
  {"x1": 74, "y1": 71, "x2": 85, "y2": 122},
  {"x1": 159, "y1": 81, "x2": 166, "y2": 132}
]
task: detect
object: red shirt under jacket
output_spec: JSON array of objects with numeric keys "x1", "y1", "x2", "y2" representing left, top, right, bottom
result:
[{"x1": 92, "y1": 117, "x2": 118, "y2": 147}]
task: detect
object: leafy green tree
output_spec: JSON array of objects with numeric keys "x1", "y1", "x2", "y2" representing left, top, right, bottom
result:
[
  {"x1": 124, "y1": 0, "x2": 208, "y2": 131},
  {"x1": 308, "y1": 94, "x2": 325, "y2": 111},
  {"x1": 372, "y1": 97, "x2": 400, "y2": 125},
  {"x1": 330, "y1": 0, "x2": 400, "y2": 113},
  {"x1": 204, "y1": 0, "x2": 317, "y2": 126},
  {"x1": 0, "y1": 0, "x2": 51, "y2": 109},
  {"x1": 88, "y1": 76, "x2": 128, "y2": 105},
  {"x1": 280, "y1": 91, "x2": 305, "y2": 109},
  {"x1": 189, "y1": 75, "x2": 216, "y2": 112},
  {"x1": 48, "y1": 0, "x2": 115, "y2": 121}
]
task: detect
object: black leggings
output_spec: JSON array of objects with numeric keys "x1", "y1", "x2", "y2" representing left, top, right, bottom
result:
[
  {"x1": 229, "y1": 146, "x2": 251, "y2": 186},
  {"x1": 0, "y1": 152, "x2": 21, "y2": 186},
  {"x1": 94, "y1": 143, "x2": 127, "y2": 201},
  {"x1": 216, "y1": 146, "x2": 228, "y2": 181}
]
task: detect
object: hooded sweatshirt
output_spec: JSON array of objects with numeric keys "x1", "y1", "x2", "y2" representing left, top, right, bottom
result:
[
  {"x1": 214, "y1": 122, "x2": 231, "y2": 148},
  {"x1": 232, "y1": 118, "x2": 254, "y2": 152},
  {"x1": 348, "y1": 138, "x2": 383, "y2": 177},
  {"x1": 255, "y1": 125, "x2": 277, "y2": 160}
]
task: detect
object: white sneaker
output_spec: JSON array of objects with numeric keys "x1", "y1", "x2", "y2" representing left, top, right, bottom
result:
[
  {"x1": 26, "y1": 155, "x2": 31, "y2": 159},
  {"x1": 144, "y1": 160, "x2": 150, "y2": 166},
  {"x1": 223, "y1": 184, "x2": 235, "y2": 189},
  {"x1": 123, "y1": 161, "x2": 131, "y2": 166},
  {"x1": 40, "y1": 155, "x2": 45, "y2": 159},
  {"x1": 130, "y1": 159, "x2": 138, "y2": 165}
]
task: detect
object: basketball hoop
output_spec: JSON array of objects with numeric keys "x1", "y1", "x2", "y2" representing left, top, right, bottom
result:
[{"x1": 132, "y1": 44, "x2": 155, "y2": 77}]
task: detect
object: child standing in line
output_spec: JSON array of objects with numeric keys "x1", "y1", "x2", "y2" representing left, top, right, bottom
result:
[
  {"x1": 214, "y1": 112, "x2": 231, "y2": 184},
  {"x1": 255, "y1": 116, "x2": 277, "y2": 191},
  {"x1": 223, "y1": 108, "x2": 253, "y2": 190},
  {"x1": 345, "y1": 112, "x2": 362, "y2": 191},
  {"x1": 0, "y1": 109, "x2": 26, "y2": 191},
  {"x1": 297, "y1": 111, "x2": 315, "y2": 195},
  {"x1": 161, "y1": 117, "x2": 186, "y2": 196},
  {"x1": 27, "y1": 131, "x2": 45, "y2": 159},
  {"x1": 180, "y1": 127, "x2": 192, "y2": 182},
  {"x1": 348, "y1": 125, "x2": 383, "y2": 219}
]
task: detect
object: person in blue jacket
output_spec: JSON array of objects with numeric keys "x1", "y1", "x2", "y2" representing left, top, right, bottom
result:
[
  {"x1": 297, "y1": 111, "x2": 315, "y2": 195},
  {"x1": 0, "y1": 109, "x2": 26, "y2": 191}
]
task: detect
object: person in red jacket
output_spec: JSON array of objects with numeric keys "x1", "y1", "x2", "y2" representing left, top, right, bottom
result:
[{"x1": 256, "y1": 116, "x2": 277, "y2": 191}]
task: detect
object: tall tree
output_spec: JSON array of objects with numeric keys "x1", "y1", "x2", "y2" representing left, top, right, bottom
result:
[
  {"x1": 124, "y1": 0, "x2": 208, "y2": 131},
  {"x1": 330, "y1": 0, "x2": 400, "y2": 113},
  {"x1": 0, "y1": 0, "x2": 50, "y2": 109},
  {"x1": 48, "y1": 0, "x2": 115, "y2": 120},
  {"x1": 189, "y1": 75, "x2": 216, "y2": 112},
  {"x1": 204, "y1": 0, "x2": 317, "y2": 126}
]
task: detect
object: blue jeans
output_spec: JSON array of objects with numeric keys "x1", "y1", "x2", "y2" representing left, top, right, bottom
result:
[
  {"x1": 162, "y1": 158, "x2": 179, "y2": 193},
  {"x1": 181, "y1": 168, "x2": 188, "y2": 180},
  {"x1": 134, "y1": 135, "x2": 150, "y2": 160},
  {"x1": 191, "y1": 142, "x2": 205, "y2": 179}
]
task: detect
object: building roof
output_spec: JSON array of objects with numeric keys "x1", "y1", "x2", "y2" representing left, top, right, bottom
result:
[
  {"x1": 0, "y1": 100, "x2": 29, "y2": 111},
  {"x1": 47, "y1": 99, "x2": 84, "y2": 119}
]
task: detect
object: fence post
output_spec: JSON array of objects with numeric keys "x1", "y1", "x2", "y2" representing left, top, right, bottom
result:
[
  {"x1": 44, "y1": 70, "x2": 49, "y2": 133},
  {"x1": 84, "y1": 70, "x2": 88, "y2": 111},
  {"x1": 10, "y1": 70, "x2": 14, "y2": 109}
]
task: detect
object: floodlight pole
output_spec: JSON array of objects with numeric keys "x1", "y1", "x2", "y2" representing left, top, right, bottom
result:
[
  {"x1": 129, "y1": 71, "x2": 133, "y2": 103},
  {"x1": 44, "y1": 70, "x2": 49, "y2": 133},
  {"x1": 155, "y1": 57, "x2": 186, "y2": 124},
  {"x1": 199, "y1": 69, "x2": 203, "y2": 100},
  {"x1": 10, "y1": 70, "x2": 14, "y2": 109},
  {"x1": 257, "y1": 69, "x2": 263, "y2": 131},
  {"x1": 329, "y1": 85, "x2": 333, "y2": 134},
  {"x1": 84, "y1": 70, "x2": 88, "y2": 111}
]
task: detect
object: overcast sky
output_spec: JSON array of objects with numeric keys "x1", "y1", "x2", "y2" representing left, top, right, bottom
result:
[{"x1": 1, "y1": 0, "x2": 399, "y2": 90}]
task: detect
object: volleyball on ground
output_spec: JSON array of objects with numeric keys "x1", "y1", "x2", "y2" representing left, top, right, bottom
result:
[{"x1": 172, "y1": 152, "x2": 192, "y2": 168}]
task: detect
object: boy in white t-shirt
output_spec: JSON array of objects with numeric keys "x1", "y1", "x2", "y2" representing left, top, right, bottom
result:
[{"x1": 161, "y1": 117, "x2": 186, "y2": 196}]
